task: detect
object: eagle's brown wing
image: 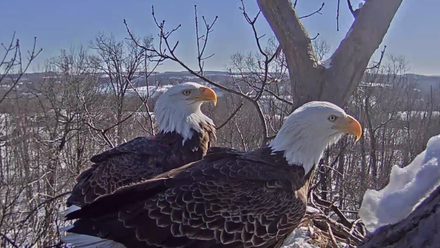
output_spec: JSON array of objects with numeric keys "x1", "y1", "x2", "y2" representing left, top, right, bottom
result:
[
  {"x1": 89, "y1": 137, "x2": 164, "y2": 163},
  {"x1": 66, "y1": 151, "x2": 307, "y2": 248},
  {"x1": 67, "y1": 137, "x2": 170, "y2": 206}
]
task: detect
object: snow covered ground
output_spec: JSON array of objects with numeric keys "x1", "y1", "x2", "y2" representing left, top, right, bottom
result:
[
  {"x1": 281, "y1": 226, "x2": 350, "y2": 248},
  {"x1": 281, "y1": 227, "x2": 319, "y2": 248},
  {"x1": 359, "y1": 134, "x2": 440, "y2": 233}
]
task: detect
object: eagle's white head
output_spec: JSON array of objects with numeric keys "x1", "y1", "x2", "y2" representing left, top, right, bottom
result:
[
  {"x1": 154, "y1": 82, "x2": 217, "y2": 142},
  {"x1": 269, "y1": 101, "x2": 362, "y2": 175}
]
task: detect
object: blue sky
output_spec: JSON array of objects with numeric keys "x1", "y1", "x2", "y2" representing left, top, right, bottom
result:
[{"x1": 1, "y1": 0, "x2": 438, "y2": 75}]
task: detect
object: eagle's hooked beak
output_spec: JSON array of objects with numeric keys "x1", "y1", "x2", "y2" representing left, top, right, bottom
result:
[
  {"x1": 189, "y1": 87, "x2": 217, "y2": 106},
  {"x1": 334, "y1": 115, "x2": 362, "y2": 141}
]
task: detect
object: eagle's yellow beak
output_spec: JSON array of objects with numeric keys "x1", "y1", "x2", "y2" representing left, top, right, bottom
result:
[
  {"x1": 334, "y1": 115, "x2": 362, "y2": 141},
  {"x1": 189, "y1": 87, "x2": 217, "y2": 106}
]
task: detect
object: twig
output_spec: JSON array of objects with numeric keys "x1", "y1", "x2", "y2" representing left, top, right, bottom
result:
[
  {"x1": 273, "y1": 44, "x2": 282, "y2": 59},
  {"x1": 216, "y1": 102, "x2": 244, "y2": 130},
  {"x1": 310, "y1": 33, "x2": 320, "y2": 41},
  {"x1": 83, "y1": 81, "x2": 146, "y2": 148},
  {"x1": 373, "y1": 114, "x2": 393, "y2": 133},
  {"x1": 0, "y1": 33, "x2": 18, "y2": 83},
  {"x1": 311, "y1": 194, "x2": 366, "y2": 240},
  {"x1": 20, "y1": 192, "x2": 71, "y2": 225},
  {"x1": 299, "y1": 3, "x2": 325, "y2": 19},
  {"x1": 320, "y1": 164, "x2": 344, "y2": 177},
  {"x1": 90, "y1": 106, "x2": 142, "y2": 144},
  {"x1": 336, "y1": 0, "x2": 341, "y2": 31},
  {"x1": 0, "y1": 36, "x2": 42, "y2": 104},
  {"x1": 0, "y1": 232, "x2": 18, "y2": 248},
  {"x1": 309, "y1": 142, "x2": 351, "y2": 194},
  {"x1": 366, "y1": 45, "x2": 387, "y2": 70},
  {"x1": 194, "y1": 5, "x2": 218, "y2": 75},
  {"x1": 262, "y1": 87, "x2": 293, "y2": 105},
  {"x1": 124, "y1": 75, "x2": 157, "y2": 135},
  {"x1": 142, "y1": 48, "x2": 158, "y2": 136},
  {"x1": 349, "y1": 218, "x2": 362, "y2": 235},
  {"x1": 244, "y1": 79, "x2": 292, "y2": 105},
  {"x1": 312, "y1": 214, "x2": 364, "y2": 244},
  {"x1": 240, "y1": 1, "x2": 266, "y2": 57},
  {"x1": 327, "y1": 222, "x2": 340, "y2": 248},
  {"x1": 234, "y1": 121, "x2": 248, "y2": 151},
  {"x1": 347, "y1": 0, "x2": 356, "y2": 17},
  {"x1": 87, "y1": 122, "x2": 114, "y2": 148}
]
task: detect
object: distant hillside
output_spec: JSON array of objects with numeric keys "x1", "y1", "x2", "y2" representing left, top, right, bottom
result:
[
  {"x1": 3, "y1": 71, "x2": 440, "y2": 95},
  {"x1": 406, "y1": 73, "x2": 440, "y2": 92}
]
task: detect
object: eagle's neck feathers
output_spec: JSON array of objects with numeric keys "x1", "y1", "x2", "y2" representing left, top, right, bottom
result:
[{"x1": 155, "y1": 103, "x2": 214, "y2": 144}]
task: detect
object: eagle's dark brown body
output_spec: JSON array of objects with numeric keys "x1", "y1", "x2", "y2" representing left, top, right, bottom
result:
[
  {"x1": 66, "y1": 148, "x2": 311, "y2": 248},
  {"x1": 66, "y1": 123, "x2": 216, "y2": 207}
]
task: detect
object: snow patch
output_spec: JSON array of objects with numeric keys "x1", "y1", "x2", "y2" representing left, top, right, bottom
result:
[
  {"x1": 359, "y1": 134, "x2": 440, "y2": 232},
  {"x1": 281, "y1": 227, "x2": 319, "y2": 248},
  {"x1": 320, "y1": 58, "x2": 332, "y2": 69},
  {"x1": 306, "y1": 206, "x2": 321, "y2": 214}
]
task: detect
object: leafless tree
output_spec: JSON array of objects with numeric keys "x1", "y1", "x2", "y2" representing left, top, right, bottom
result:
[
  {"x1": 258, "y1": 0, "x2": 402, "y2": 108},
  {"x1": 313, "y1": 37, "x2": 331, "y2": 61},
  {"x1": 0, "y1": 33, "x2": 42, "y2": 104},
  {"x1": 89, "y1": 33, "x2": 154, "y2": 145}
]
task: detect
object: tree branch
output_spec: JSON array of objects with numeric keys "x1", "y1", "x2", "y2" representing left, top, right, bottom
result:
[
  {"x1": 0, "y1": 232, "x2": 18, "y2": 248},
  {"x1": 323, "y1": 0, "x2": 402, "y2": 106},
  {"x1": 0, "y1": 35, "x2": 42, "y2": 105},
  {"x1": 366, "y1": 45, "x2": 387, "y2": 70},
  {"x1": 336, "y1": 0, "x2": 341, "y2": 31},
  {"x1": 216, "y1": 102, "x2": 244, "y2": 130},
  {"x1": 347, "y1": 0, "x2": 356, "y2": 18},
  {"x1": 257, "y1": 0, "x2": 322, "y2": 108},
  {"x1": 20, "y1": 192, "x2": 71, "y2": 225},
  {"x1": 258, "y1": 0, "x2": 402, "y2": 108},
  {"x1": 299, "y1": 3, "x2": 325, "y2": 19},
  {"x1": 194, "y1": 5, "x2": 218, "y2": 75}
]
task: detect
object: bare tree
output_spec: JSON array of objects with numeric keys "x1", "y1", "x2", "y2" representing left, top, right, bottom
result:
[
  {"x1": 0, "y1": 33, "x2": 43, "y2": 248},
  {"x1": 0, "y1": 33, "x2": 42, "y2": 104},
  {"x1": 313, "y1": 37, "x2": 331, "y2": 61},
  {"x1": 89, "y1": 33, "x2": 154, "y2": 145},
  {"x1": 257, "y1": 0, "x2": 403, "y2": 108}
]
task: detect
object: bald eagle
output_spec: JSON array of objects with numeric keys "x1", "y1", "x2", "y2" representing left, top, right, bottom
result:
[
  {"x1": 62, "y1": 82, "x2": 218, "y2": 216},
  {"x1": 63, "y1": 101, "x2": 362, "y2": 248}
]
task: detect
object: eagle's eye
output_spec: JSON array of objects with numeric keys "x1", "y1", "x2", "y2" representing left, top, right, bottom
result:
[
  {"x1": 328, "y1": 115, "x2": 338, "y2": 122},
  {"x1": 182, "y1": 90, "x2": 192, "y2": 96}
]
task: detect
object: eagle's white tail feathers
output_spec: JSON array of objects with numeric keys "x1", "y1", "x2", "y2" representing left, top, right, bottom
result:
[
  {"x1": 58, "y1": 205, "x2": 125, "y2": 247},
  {"x1": 58, "y1": 205, "x2": 81, "y2": 219},
  {"x1": 60, "y1": 224, "x2": 74, "y2": 232},
  {"x1": 61, "y1": 233, "x2": 126, "y2": 248}
]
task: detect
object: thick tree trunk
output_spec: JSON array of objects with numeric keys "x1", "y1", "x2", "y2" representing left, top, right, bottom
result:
[
  {"x1": 358, "y1": 185, "x2": 440, "y2": 248},
  {"x1": 257, "y1": 0, "x2": 403, "y2": 108}
]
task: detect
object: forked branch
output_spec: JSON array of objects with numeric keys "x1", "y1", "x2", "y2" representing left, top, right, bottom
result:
[
  {"x1": 0, "y1": 34, "x2": 42, "y2": 105},
  {"x1": 194, "y1": 5, "x2": 218, "y2": 75}
]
